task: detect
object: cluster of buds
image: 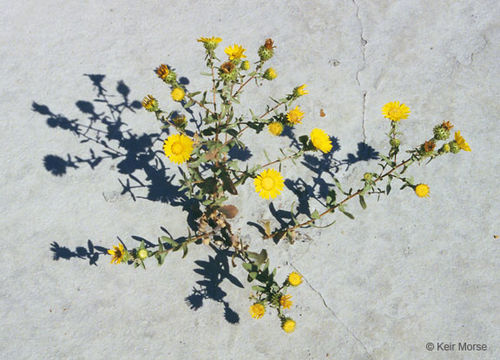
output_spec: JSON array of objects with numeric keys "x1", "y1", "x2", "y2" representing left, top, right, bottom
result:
[
  {"x1": 249, "y1": 271, "x2": 302, "y2": 333},
  {"x1": 415, "y1": 121, "x2": 470, "y2": 157}
]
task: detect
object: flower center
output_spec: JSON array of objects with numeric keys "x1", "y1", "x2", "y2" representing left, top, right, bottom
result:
[
  {"x1": 171, "y1": 142, "x2": 183, "y2": 155},
  {"x1": 262, "y1": 177, "x2": 275, "y2": 191},
  {"x1": 389, "y1": 108, "x2": 402, "y2": 118}
]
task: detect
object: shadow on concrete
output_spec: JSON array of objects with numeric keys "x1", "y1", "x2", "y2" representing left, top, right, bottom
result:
[
  {"x1": 185, "y1": 245, "x2": 242, "y2": 324},
  {"x1": 33, "y1": 74, "x2": 188, "y2": 205}
]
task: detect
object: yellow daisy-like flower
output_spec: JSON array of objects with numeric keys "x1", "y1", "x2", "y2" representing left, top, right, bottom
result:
[
  {"x1": 415, "y1": 184, "x2": 430, "y2": 198},
  {"x1": 454, "y1": 131, "x2": 471, "y2": 151},
  {"x1": 107, "y1": 244, "x2": 125, "y2": 264},
  {"x1": 163, "y1": 134, "x2": 194, "y2": 164},
  {"x1": 382, "y1": 101, "x2": 410, "y2": 122},
  {"x1": 282, "y1": 318, "x2": 296, "y2": 333},
  {"x1": 171, "y1": 87, "x2": 185, "y2": 102},
  {"x1": 254, "y1": 169, "x2": 285, "y2": 199},
  {"x1": 280, "y1": 294, "x2": 293, "y2": 309},
  {"x1": 197, "y1": 36, "x2": 222, "y2": 44},
  {"x1": 310, "y1": 128, "x2": 333, "y2": 153},
  {"x1": 224, "y1": 44, "x2": 247, "y2": 60},
  {"x1": 286, "y1": 106, "x2": 304, "y2": 125},
  {"x1": 294, "y1": 84, "x2": 308, "y2": 97},
  {"x1": 288, "y1": 272, "x2": 303, "y2": 286},
  {"x1": 249, "y1": 303, "x2": 265, "y2": 319},
  {"x1": 268, "y1": 121, "x2": 284, "y2": 136}
]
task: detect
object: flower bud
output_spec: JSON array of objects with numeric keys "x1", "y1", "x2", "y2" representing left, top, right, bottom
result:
[
  {"x1": 449, "y1": 141, "x2": 460, "y2": 154},
  {"x1": 241, "y1": 60, "x2": 250, "y2": 71},
  {"x1": 219, "y1": 61, "x2": 238, "y2": 83},
  {"x1": 433, "y1": 124, "x2": 450, "y2": 140},
  {"x1": 390, "y1": 138, "x2": 400, "y2": 147},
  {"x1": 263, "y1": 68, "x2": 277, "y2": 80},
  {"x1": 137, "y1": 249, "x2": 148, "y2": 260},
  {"x1": 142, "y1": 95, "x2": 158, "y2": 112}
]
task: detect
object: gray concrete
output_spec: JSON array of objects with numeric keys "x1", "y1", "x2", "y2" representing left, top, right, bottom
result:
[{"x1": 1, "y1": 0, "x2": 498, "y2": 359}]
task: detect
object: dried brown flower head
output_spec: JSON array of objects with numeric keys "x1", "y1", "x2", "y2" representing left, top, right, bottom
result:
[
  {"x1": 441, "y1": 121, "x2": 454, "y2": 131},
  {"x1": 264, "y1": 38, "x2": 274, "y2": 50},
  {"x1": 220, "y1": 61, "x2": 235, "y2": 74},
  {"x1": 424, "y1": 140, "x2": 436, "y2": 152}
]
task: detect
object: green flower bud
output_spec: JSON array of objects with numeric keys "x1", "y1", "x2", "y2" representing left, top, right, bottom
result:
[
  {"x1": 449, "y1": 141, "x2": 460, "y2": 154},
  {"x1": 258, "y1": 46, "x2": 274, "y2": 61},
  {"x1": 241, "y1": 60, "x2": 250, "y2": 71},
  {"x1": 137, "y1": 249, "x2": 148, "y2": 260},
  {"x1": 165, "y1": 71, "x2": 177, "y2": 84},
  {"x1": 390, "y1": 138, "x2": 400, "y2": 147},
  {"x1": 433, "y1": 125, "x2": 450, "y2": 140},
  {"x1": 363, "y1": 172, "x2": 373, "y2": 181}
]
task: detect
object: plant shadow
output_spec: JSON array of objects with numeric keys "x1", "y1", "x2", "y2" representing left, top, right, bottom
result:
[
  {"x1": 33, "y1": 73, "x2": 191, "y2": 206},
  {"x1": 185, "y1": 245, "x2": 242, "y2": 324}
]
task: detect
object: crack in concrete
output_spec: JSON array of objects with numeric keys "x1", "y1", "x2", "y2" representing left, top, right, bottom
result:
[
  {"x1": 291, "y1": 263, "x2": 374, "y2": 360},
  {"x1": 352, "y1": 0, "x2": 367, "y2": 142}
]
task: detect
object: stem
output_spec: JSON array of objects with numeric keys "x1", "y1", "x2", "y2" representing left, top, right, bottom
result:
[
  {"x1": 186, "y1": 94, "x2": 214, "y2": 116},
  {"x1": 264, "y1": 157, "x2": 413, "y2": 239}
]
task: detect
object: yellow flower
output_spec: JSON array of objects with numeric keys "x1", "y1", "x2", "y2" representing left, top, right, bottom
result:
[
  {"x1": 197, "y1": 36, "x2": 222, "y2": 44},
  {"x1": 282, "y1": 318, "x2": 296, "y2": 333},
  {"x1": 163, "y1": 134, "x2": 194, "y2": 164},
  {"x1": 263, "y1": 68, "x2": 277, "y2": 80},
  {"x1": 286, "y1": 106, "x2": 304, "y2": 125},
  {"x1": 171, "y1": 88, "x2": 185, "y2": 102},
  {"x1": 310, "y1": 128, "x2": 333, "y2": 153},
  {"x1": 454, "y1": 131, "x2": 471, "y2": 151},
  {"x1": 142, "y1": 95, "x2": 158, "y2": 112},
  {"x1": 288, "y1": 272, "x2": 303, "y2": 286},
  {"x1": 294, "y1": 84, "x2": 308, "y2": 97},
  {"x1": 415, "y1": 184, "x2": 430, "y2": 198},
  {"x1": 107, "y1": 244, "x2": 125, "y2": 264},
  {"x1": 197, "y1": 36, "x2": 222, "y2": 51},
  {"x1": 224, "y1": 44, "x2": 247, "y2": 60},
  {"x1": 280, "y1": 294, "x2": 293, "y2": 309},
  {"x1": 268, "y1": 121, "x2": 284, "y2": 136},
  {"x1": 155, "y1": 64, "x2": 169, "y2": 80},
  {"x1": 382, "y1": 101, "x2": 410, "y2": 122},
  {"x1": 254, "y1": 169, "x2": 285, "y2": 199},
  {"x1": 249, "y1": 303, "x2": 265, "y2": 319}
]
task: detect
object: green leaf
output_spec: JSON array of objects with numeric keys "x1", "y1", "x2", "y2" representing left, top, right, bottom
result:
[
  {"x1": 252, "y1": 285, "x2": 266, "y2": 292},
  {"x1": 188, "y1": 91, "x2": 201, "y2": 97},
  {"x1": 247, "y1": 249, "x2": 268, "y2": 266},
  {"x1": 326, "y1": 189, "x2": 337, "y2": 206},
  {"x1": 160, "y1": 236, "x2": 178, "y2": 248},
  {"x1": 248, "y1": 272, "x2": 258, "y2": 281},
  {"x1": 359, "y1": 195, "x2": 367, "y2": 209},
  {"x1": 298, "y1": 135, "x2": 309, "y2": 147},
  {"x1": 386, "y1": 183, "x2": 391, "y2": 195},
  {"x1": 181, "y1": 243, "x2": 188, "y2": 258},
  {"x1": 339, "y1": 205, "x2": 355, "y2": 219},
  {"x1": 242, "y1": 262, "x2": 253, "y2": 272},
  {"x1": 311, "y1": 209, "x2": 320, "y2": 220},
  {"x1": 333, "y1": 178, "x2": 347, "y2": 195}
]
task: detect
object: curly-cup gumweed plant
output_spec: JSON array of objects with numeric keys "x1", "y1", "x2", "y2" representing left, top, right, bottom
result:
[{"x1": 107, "y1": 37, "x2": 470, "y2": 333}]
